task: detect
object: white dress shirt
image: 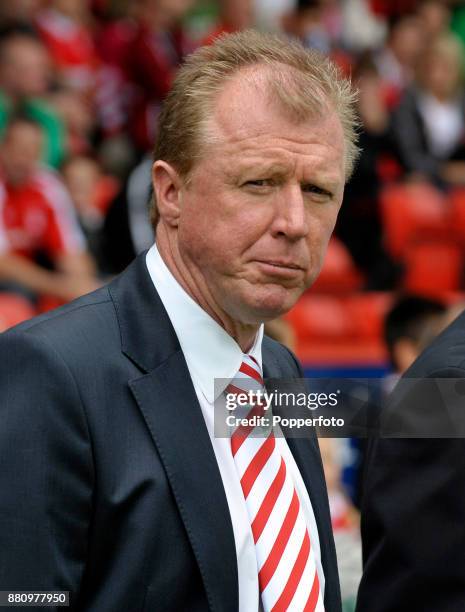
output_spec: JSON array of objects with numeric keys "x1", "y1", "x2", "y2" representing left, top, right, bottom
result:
[
  {"x1": 146, "y1": 244, "x2": 325, "y2": 610},
  {"x1": 418, "y1": 92, "x2": 464, "y2": 158}
]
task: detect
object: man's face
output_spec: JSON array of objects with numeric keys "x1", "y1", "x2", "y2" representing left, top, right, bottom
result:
[
  {"x1": 391, "y1": 18, "x2": 424, "y2": 67},
  {"x1": 172, "y1": 73, "x2": 346, "y2": 325},
  {"x1": 424, "y1": 51, "x2": 461, "y2": 100},
  {"x1": 0, "y1": 38, "x2": 50, "y2": 97},
  {"x1": 1, "y1": 122, "x2": 43, "y2": 186}
]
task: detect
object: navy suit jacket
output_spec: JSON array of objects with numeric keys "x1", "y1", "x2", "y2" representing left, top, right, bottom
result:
[
  {"x1": 0, "y1": 253, "x2": 341, "y2": 611},
  {"x1": 357, "y1": 309, "x2": 465, "y2": 612}
]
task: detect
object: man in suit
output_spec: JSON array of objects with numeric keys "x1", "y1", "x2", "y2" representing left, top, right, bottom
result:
[
  {"x1": 357, "y1": 307, "x2": 465, "y2": 612},
  {"x1": 0, "y1": 30, "x2": 359, "y2": 611}
]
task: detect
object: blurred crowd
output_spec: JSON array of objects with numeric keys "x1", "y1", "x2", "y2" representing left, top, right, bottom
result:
[{"x1": 1, "y1": 0, "x2": 465, "y2": 326}]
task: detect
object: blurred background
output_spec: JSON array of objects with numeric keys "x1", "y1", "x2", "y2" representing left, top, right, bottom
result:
[{"x1": 1, "y1": 0, "x2": 465, "y2": 608}]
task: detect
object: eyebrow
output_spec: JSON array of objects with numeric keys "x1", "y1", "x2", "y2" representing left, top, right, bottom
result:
[
  {"x1": 235, "y1": 163, "x2": 341, "y2": 190},
  {"x1": 233, "y1": 161, "x2": 290, "y2": 178}
]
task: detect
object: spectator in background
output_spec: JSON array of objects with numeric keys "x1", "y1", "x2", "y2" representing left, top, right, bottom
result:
[
  {"x1": 63, "y1": 155, "x2": 104, "y2": 231},
  {"x1": 254, "y1": 0, "x2": 295, "y2": 32},
  {"x1": 282, "y1": 0, "x2": 334, "y2": 55},
  {"x1": 125, "y1": 0, "x2": 195, "y2": 152},
  {"x1": 370, "y1": 0, "x2": 421, "y2": 20},
  {"x1": 374, "y1": 13, "x2": 424, "y2": 108},
  {"x1": 202, "y1": 0, "x2": 255, "y2": 45},
  {"x1": 0, "y1": 27, "x2": 66, "y2": 168},
  {"x1": 101, "y1": 154, "x2": 153, "y2": 274},
  {"x1": 391, "y1": 34, "x2": 465, "y2": 186},
  {"x1": 281, "y1": 0, "x2": 354, "y2": 77},
  {"x1": 383, "y1": 294, "x2": 446, "y2": 391},
  {"x1": 0, "y1": 0, "x2": 41, "y2": 25},
  {"x1": 62, "y1": 154, "x2": 118, "y2": 273},
  {"x1": 336, "y1": 53, "x2": 399, "y2": 289},
  {"x1": 319, "y1": 0, "x2": 344, "y2": 45},
  {"x1": 49, "y1": 87, "x2": 95, "y2": 156},
  {"x1": 35, "y1": 0, "x2": 99, "y2": 94},
  {"x1": 340, "y1": 0, "x2": 387, "y2": 53},
  {"x1": 416, "y1": 0, "x2": 452, "y2": 42},
  {"x1": 0, "y1": 116, "x2": 98, "y2": 303},
  {"x1": 94, "y1": 1, "x2": 137, "y2": 139},
  {"x1": 319, "y1": 437, "x2": 361, "y2": 612}
]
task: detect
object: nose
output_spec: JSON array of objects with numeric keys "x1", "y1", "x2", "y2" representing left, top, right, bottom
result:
[{"x1": 271, "y1": 184, "x2": 309, "y2": 241}]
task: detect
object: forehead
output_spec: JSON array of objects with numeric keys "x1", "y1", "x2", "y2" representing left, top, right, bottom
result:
[
  {"x1": 6, "y1": 122, "x2": 43, "y2": 145},
  {"x1": 4, "y1": 37, "x2": 45, "y2": 59},
  {"x1": 206, "y1": 69, "x2": 345, "y2": 180}
]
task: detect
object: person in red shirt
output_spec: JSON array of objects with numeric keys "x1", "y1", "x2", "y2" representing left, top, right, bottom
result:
[
  {"x1": 94, "y1": 0, "x2": 194, "y2": 146},
  {"x1": 35, "y1": 0, "x2": 99, "y2": 94},
  {"x1": 0, "y1": 115, "x2": 99, "y2": 302},
  {"x1": 125, "y1": 0, "x2": 195, "y2": 151}
]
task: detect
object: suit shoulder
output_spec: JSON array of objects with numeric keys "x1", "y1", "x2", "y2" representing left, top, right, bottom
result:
[
  {"x1": 407, "y1": 309, "x2": 465, "y2": 377},
  {"x1": 1, "y1": 285, "x2": 117, "y2": 361}
]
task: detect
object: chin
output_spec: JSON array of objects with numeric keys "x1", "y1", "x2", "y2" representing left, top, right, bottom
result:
[{"x1": 242, "y1": 287, "x2": 301, "y2": 323}]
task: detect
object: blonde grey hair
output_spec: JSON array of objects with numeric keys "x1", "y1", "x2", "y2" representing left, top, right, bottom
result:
[{"x1": 151, "y1": 29, "x2": 360, "y2": 227}]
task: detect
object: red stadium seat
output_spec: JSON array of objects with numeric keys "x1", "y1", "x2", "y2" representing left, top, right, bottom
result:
[
  {"x1": 310, "y1": 237, "x2": 363, "y2": 293},
  {"x1": 0, "y1": 293, "x2": 35, "y2": 332},
  {"x1": 37, "y1": 295, "x2": 65, "y2": 313},
  {"x1": 285, "y1": 293, "x2": 392, "y2": 366},
  {"x1": 403, "y1": 241, "x2": 464, "y2": 295},
  {"x1": 380, "y1": 183, "x2": 450, "y2": 259},
  {"x1": 449, "y1": 188, "x2": 465, "y2": 239},
  {"x1": 285, "y1": 295, "x2": 353, "y2": 341},
  {"x1": 346, "y1": 293, "x2": 394, "y2": 340}
]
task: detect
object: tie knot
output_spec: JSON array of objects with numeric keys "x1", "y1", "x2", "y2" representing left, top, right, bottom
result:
[
  {"x1": 225, "y1": 355, "x2": 265, "y2": 419},
  {"x1": 238, "y1": 354, "x2": 264, "y2": 386}
]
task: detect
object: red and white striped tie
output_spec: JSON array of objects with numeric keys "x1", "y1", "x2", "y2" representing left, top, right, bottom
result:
[{"x1": 228, "y1": 355, "x2": 324, "y2": 612}]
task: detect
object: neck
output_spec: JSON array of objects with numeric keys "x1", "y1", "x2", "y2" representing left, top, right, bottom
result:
[
  {"x1": 156, "y1": 227, "x2": 259, "y2": 352},
  {"x1": 432, "y1": 91, "x2": 451, "y2": 103}
]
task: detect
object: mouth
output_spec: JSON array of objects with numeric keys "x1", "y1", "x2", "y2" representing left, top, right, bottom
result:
[{"x1": 254, "y1": 260, "x2": 305, "y2": 280}]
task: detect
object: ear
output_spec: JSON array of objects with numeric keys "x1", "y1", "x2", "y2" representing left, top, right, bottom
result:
[
  {"x1": 393, "y1": 338, "x2": 418, "y2": 374},
  {"x1": 152, "y1": 160, "x2": 183, "y2": 228}
]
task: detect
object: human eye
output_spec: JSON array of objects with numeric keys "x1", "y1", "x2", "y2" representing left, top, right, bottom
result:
[
  {"x1": 301, "y1": 183, "x2": 333, "y2": 199},
  {"x1": 243, "y1": 179, "x2": 274, "y2": 188}
]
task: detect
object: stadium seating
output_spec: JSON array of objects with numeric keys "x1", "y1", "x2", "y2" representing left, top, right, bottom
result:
[
  {"x1": 311, "y1": 237, "x2": 364, "y2": 292},
  {"x1": 403, "y1": 240, "x2": 464, "y2": 295},
  {"x1": 380, "y1": 182, "x2": 450, "y2": 259},
  {"x1": 0, "y1": 294, "x2": 36, "y2": 333},
  {"x1": 285, "y1": 293, "x2": 394, "y2": 366}
]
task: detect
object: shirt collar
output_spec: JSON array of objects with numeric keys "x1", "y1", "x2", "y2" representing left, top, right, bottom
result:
[{"x1": 145, "y1": 243, "x2": 263, "y2": 403}]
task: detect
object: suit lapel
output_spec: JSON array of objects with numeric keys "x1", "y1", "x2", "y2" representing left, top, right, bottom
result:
[{"x1": 109, "y1": 255, "x2": 238, "y2": 612}]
